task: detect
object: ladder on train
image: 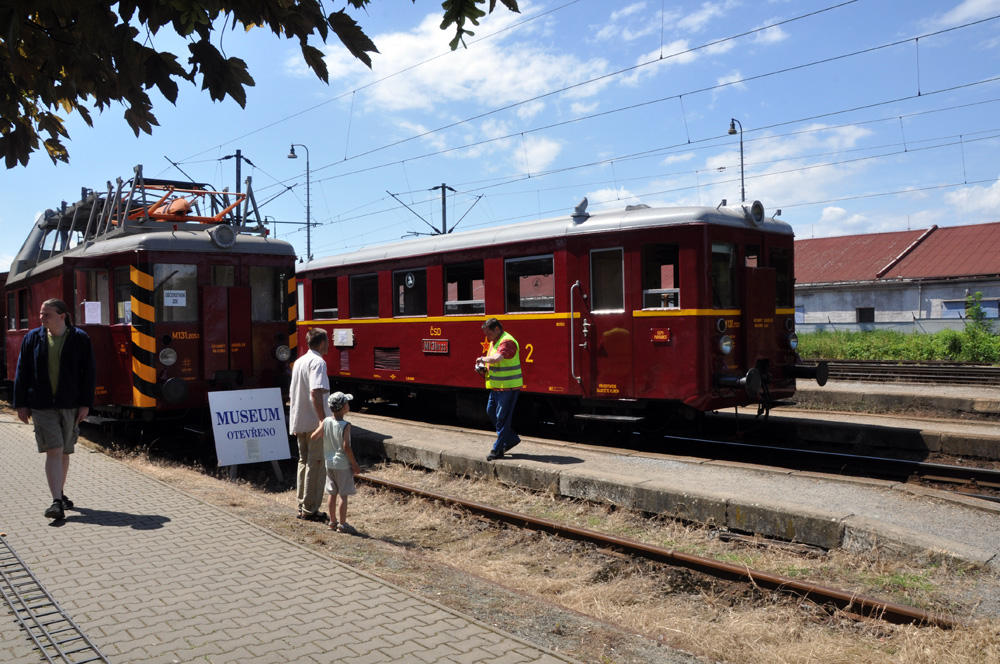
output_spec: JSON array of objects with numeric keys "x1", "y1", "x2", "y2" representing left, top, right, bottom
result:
[{"x1": 0, "y1": 534, "x2": 110, "y2": 663}]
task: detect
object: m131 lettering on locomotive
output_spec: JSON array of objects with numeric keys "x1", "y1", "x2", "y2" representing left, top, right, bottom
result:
[{"x1": 422, "y1": 339, "x2": 449, "y2": 354}]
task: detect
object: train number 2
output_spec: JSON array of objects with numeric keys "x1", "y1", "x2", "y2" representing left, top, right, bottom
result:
[{"x1": 524, "y1": 343, "x2": 534, "y2": 363}]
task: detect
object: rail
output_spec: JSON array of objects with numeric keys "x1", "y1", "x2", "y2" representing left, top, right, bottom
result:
[
  {"x1": 0, "y1": 533, "x2": 110, "y2": 663},
  {"x1": 802, "y1": 360, "x2": 1000, "y2": 386},
  {"x1": 355, "y1": 475, "x2": 960, "y2": 628}
]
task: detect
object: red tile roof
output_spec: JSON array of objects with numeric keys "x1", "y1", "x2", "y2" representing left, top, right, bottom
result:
[{"x1": 795, "y1": 222, "x2": 1000, "y2": 284}]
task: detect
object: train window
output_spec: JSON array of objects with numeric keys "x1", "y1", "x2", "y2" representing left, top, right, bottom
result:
[
  {"x1": 6, "y1": 293, "x2": 14, "y2": 330},
  {"x1": 153, "y1": 264, "x2": 199, "y2": 322},
  {"x1": 350, "y1": 274, "x2": 379, "y2": 318},
  {"x1": 505, "y1": 255, "x2": 555, "y2": 313},
  {"x1": 769, "y1": 247, "x2": 793, "y2": 308},
  {"x1": 18, "y1": 291, "x2": 29, "y2": 329},
  {"x1": 710, "y1": 243, "x2": 737, "y2": 309},
  {"x1": 590, "y1": 248, "x2": 624, "y2": 311},
  {"x1": 393, "y1": 269, "x2": 427, "y2": 317},
  {"x1": 745, "y1": 245, "x2": 759, "y2": 268},
  {"x1": 445, "y1": 262, "x2": 485, "y2": 315},
  {"x1": 114, "y1": 267, "x2": 131, "y2": 324},
  {"x1": 74, "y1": 269, "x2": 110, "y2": 325},
  {"x1": 641, "y1": 244, "x2": 680, "y2": 309},
  {"x1": 313, "y1": 277, "x2": 338, "y2": 320},
  {"x1": 250, "y1": 266, "x2": 290, "y2": 322},
  {"x1": 212, "y1": 265, "x2": 235, "y2": 287}
]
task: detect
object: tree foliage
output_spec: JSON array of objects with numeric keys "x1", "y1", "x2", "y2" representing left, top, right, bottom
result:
[{"x1": 0, "y1": 0, "x2": 519, "y2": 168}]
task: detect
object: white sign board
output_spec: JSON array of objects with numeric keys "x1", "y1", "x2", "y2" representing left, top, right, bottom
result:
[
  {"x1": 207, "y1": 388, "x2": 291, "y2": 467},
  {"x1": 163, "y1": 290, "x2": 186, "y2": 307},
  {"x1": 83, "y1": 301, "x2": 102, "y2": 324}
]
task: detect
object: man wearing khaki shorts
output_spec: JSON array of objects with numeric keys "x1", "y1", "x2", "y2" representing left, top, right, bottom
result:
[{"x1": 13, "y1": 299, "x2": 97, "y2": 521}]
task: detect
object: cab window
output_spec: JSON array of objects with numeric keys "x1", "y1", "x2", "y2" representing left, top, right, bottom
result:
[
  {"x1": 505, "y1": 255, "x2": 554, "y2": 313},
  {"x1": 590, "y1": 248, "x2": 624, "y2": 311},
  {"x1": 250, "y1": 266, "x2": 290, "y2": 322},
  {"x1": 769, "y1": 247, "x2": 793, "y2": 308},
  {"x1": 641, "y1": 244, "x2": 680, "y2": 309},
  {"x1": 710, "y1": 243, "x2": 736, "y2": 308},
  {"x1": 154, "y1": 264, "x2": 199, "y2": 322},
  {"x1": 74, "y1": 269, "x2": 110, "y2": 325}
]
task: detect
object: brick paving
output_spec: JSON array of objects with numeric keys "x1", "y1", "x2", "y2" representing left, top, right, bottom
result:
[{"x1": 0, "y1": 416, "x2": 577, "y2": 664}]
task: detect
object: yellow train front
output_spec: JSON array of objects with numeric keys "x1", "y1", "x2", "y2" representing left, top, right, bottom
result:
[
  {"x1": 3, "y1": 167, "x2": 297, "y2": 420},
  {"x1": 295, "y1": 199, "x2": 826, "y2": 428}
]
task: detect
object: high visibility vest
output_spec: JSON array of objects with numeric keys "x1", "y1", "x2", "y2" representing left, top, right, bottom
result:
[{"x1": 485, "y1": 331, "x2": 523, "y2": 390}]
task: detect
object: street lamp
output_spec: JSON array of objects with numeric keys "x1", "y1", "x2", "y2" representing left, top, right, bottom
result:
[
  {"x1": 287, "y1": 143, "x2": 312, "y2": 261},
  {"x1": 728, "y1": 118, "x2": 745, "y2": 203}
]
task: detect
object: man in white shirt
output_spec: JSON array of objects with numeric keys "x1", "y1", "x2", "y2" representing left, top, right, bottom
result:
[{"x1": 288, "y1": 328, "x2": 331, "y2": 521}]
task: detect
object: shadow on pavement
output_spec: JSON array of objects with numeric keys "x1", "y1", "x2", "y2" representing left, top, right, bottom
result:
[{"x1": 52, "y1": 506, "x2": 171, "y2": 530}]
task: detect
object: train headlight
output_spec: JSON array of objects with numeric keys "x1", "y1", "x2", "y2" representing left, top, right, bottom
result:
[
  {"x1": 159, "y1": 348, "x2": 177, "y2": 366},
  {"x1": 718, "y1": 335, "x2": 733, "y2": 355},
  {"x1": 788, "y1": 332, "x2": 799, "y2": 350},
  {"x1": 275, "y1": 345, "x2": 292, "y2": 362}
]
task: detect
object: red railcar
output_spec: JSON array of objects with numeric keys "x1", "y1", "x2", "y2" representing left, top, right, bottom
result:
[
  {"x1": 295, "y1": 199, "x2": 825, "y2": 427},
  {"x1": 3, "y1": 167, "x2": 297, "y2": 420}
]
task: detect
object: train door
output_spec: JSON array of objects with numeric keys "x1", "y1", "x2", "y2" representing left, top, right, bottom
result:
[
  {"x1": 580, "y1": 247, "x2": 634, "y2": 400},
  {"x1": 740, "y1": 244, "x2": 776, "y2": 369},
  {"x1": 202, "y1": 263, "x2": 252, "y2": 387}
]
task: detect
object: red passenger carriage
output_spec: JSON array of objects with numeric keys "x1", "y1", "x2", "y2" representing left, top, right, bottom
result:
[
  {"x1": 295, "y1": 199, "x2": 825, "y2": 428},
  {"x1": 3, "y1": 166, "x2": 297, "y2": 420}
]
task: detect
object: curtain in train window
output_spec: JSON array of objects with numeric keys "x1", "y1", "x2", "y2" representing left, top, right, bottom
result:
[
  {"x1": 590, "y1": 248, "x2": 624, "y2": 311},
  {"x1": 393, "y1": 269, "x2": 427, "y2": 317},
  {"x1": 642, "y1": 244, "x2": 680, "y2": 309},
  {"x1": 350, "y1": 274, "x2": 379, "y2": 318},
  {"x1": 153, "y1": 264, "x2": 199, "y2": 322},
  {"x1": 710, "y1": 243, "x2": 736, "y2": 309},
  {"x1": 769, "y1": 247, "x2": 793, "y2": 309},
  {"x1": 505, "y1": 255, "x2": 555, "y2": 313},
  {"x1": 445, "y1": 262, "x2": 485, "y2": 315},
  {"x1": 312, "y1": 277, "x2": 338, "y2": 319},
  {"x1": 250, "y1": 266, "x2": 290, "y2": 322},
  {"x1": 74, "y1": 269, "x2": 110, "y2": 325},
  {"x1": 114, "y1": 266, "x2": 131, "y2": 324}
]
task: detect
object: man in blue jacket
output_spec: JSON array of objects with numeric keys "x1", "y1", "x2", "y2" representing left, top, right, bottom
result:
[{"x1": 14, "y1": 299, "x2": 97, "y2": 521}]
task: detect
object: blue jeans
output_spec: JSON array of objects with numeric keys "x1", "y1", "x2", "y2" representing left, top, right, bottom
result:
[{"x1": 486, "y1": 389, "x2": 520, "y2": 454}]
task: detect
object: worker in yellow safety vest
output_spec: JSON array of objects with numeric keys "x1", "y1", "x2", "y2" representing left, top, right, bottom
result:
[{"x1": 475, "y1": 318, "x2": 522, "y2": 460}]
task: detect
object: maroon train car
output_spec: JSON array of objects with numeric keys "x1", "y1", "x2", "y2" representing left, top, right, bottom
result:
[
  {"x1": 4, "y1": 166, "x2": 297, "y2": 420},
  {"x1": 295, "y1": 199, "x2": 825, "y2": 428}
]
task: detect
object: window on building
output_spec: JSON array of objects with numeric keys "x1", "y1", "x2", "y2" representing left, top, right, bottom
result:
[
  {"x1": 591, "y1": 248, "x2": 624, "y2": 311},
  {"x1": 350, "y1": 274, "x2": 379, "y2": 318},
  {"x1": 769, "y1": 247, "x2": 794, "y2": 308},
  {"x1": 641, "y1": 243, "x2": 680, "y2": 309},
  {"x1": 154, "y1": 263, "x2": 199, "y2": 322},
  {"x1": 856, "y1": 307, "x2": 875, "y2": 323},
  {"x1": 74, "y1": 268, "x2": 110, "y2": 325},
  {"x1": 393, "y1": 269, "x2": 427, "y2": 317},
  {"x1": 505, "y1": 255, "x2": 555, "y2": 313},
  {"x1": 312, "y1": 277, "x2": 338, "y2": 319},
  {"x1": 795, "y1": 305, "x2": 805, "y2": 324},
  {"x1": 114, "y1": 266, "x2": 131, "y2": 324},
  {"x1": 942, "y1": 301, "x2": 966, "y2": 319},
  {"x1": 445, "y1": 262, "x2": 485, "y2": 315},
  {"x1": 710, "y1": 243, "x2": 736, "y2": 308},
  {"x1": 250, "y1": 266, "x2": 290, "y2": 322}
]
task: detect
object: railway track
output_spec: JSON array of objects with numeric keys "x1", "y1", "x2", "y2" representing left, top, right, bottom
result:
[
  {"x1": 804, "y1": 359, "x2": 1000, "y2": 386},
  {"x1": 355, "y1": 474, "x2": 961, "y2": 629}
]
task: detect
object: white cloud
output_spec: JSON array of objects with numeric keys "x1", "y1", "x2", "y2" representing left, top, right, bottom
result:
[
  {"x1": 611, "y1": 3, "x2": 647, "y2": 22},
  {"x1": 519, "y1": 136, "x2": 562, "y2": 174},
  {"x1": 619, "y1": 41, "x2": 698, "y2": 85},
  {"x1": 586, "y1": 186, "x2": 641, "y2": 209},
  {"x1": 661, "y1": 152, "x2": 695, "y2": 166},
  {"x1": 944, "y1": 175, "x2": 1000, "y2": 213},
  {"x1": 570, "y1": 101, "x2": 599, "y2": 115},
  {"x1": 934, "y1": 0, "x2": 1000, "y2": 27},
  {"x1": 678, "y1": 1, "x2": 737, "y2": 33}
]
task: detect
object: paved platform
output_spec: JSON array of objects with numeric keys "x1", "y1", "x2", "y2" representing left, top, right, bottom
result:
[
  {"x1": 0, "y1": 415, "x2": 577, "y2": 664},
  {"x1": 345, "y1": 399, "x2": 1000, "y2": 575}
]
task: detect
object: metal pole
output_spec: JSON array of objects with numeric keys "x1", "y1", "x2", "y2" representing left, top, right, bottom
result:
[
  {"x1": 288, "y1": 143, "x2": 312, "y2": 260},
  {"x1": 728, "y1": 118, "x2": 745, "y2": 203}
]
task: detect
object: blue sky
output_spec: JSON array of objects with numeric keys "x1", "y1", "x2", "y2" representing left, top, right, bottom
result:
[{"x1": 3, "y1": 0, "x2": 1000, "y2": 271}]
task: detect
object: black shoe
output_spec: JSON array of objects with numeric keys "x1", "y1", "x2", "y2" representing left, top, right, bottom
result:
[
  {"x1": 503, "y1": 438, "x2": 521, "y2": 453},
  {"x1": 486, "y1": 451, "x2": 504, "y2": 461},
  {"x1": 298, "y1": 511, "x2": 329, "y2": 523},
  {"x1": 61, "y1": 494, "x2": 74, "y2": 509},
  {"x1": 44, "y1": 500, "x2": 65, "y2": 520}
]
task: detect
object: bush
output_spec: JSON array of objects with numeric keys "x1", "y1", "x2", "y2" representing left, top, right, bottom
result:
[{"x1": 797, "y1": 328, "x2": 1000, "y2": 364}]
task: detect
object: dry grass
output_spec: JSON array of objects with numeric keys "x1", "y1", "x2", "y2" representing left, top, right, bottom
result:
[{"x1": 78, "y1": 431, "x2": 1000, "y2": 664}]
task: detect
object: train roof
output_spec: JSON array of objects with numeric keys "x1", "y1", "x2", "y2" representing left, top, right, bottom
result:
[
  {"x1": 6, "y1": 165, "x2": 292, "y2": 287},
  {"x1": 302, "y1": 199, "x2": 791, "y2": 272}
]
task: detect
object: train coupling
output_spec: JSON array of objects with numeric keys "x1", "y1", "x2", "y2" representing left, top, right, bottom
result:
[
  {"x1": 786, "y1": 361, "x2": 829, "y2": 387},
  {"x1": 716, "y1": 367, "x2": 762, "y2": 398}
]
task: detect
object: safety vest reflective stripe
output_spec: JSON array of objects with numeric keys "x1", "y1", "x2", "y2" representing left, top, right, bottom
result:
[{"x1": 485, "y1": 331, "x2": 523, "y2": 390}]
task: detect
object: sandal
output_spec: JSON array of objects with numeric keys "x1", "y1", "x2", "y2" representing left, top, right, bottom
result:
[{"x1": 327, "y1": 521, "x2": 339, "y2": 531}]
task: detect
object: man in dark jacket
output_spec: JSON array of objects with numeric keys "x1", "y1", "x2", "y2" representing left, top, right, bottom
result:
[{"x1": 14, "y1": 298, "x2": 97, "y2": 521}]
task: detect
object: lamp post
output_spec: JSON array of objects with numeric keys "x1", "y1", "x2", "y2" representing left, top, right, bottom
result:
[
  {"x1": 728, "y1": 118, "x2": 745, "y2": 203},
  {"x1": 287, "y1": 143, "x2": 312, "y2": 261}
]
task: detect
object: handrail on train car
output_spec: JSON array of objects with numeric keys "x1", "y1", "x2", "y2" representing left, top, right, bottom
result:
[{"x1": 570, "y1": 281, "x2": 582, "y2": 384}]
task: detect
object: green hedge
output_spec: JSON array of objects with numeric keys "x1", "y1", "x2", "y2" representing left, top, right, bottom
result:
[{"x1": 797, "y1": 329, "x2": 1000, "y2": 364}]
